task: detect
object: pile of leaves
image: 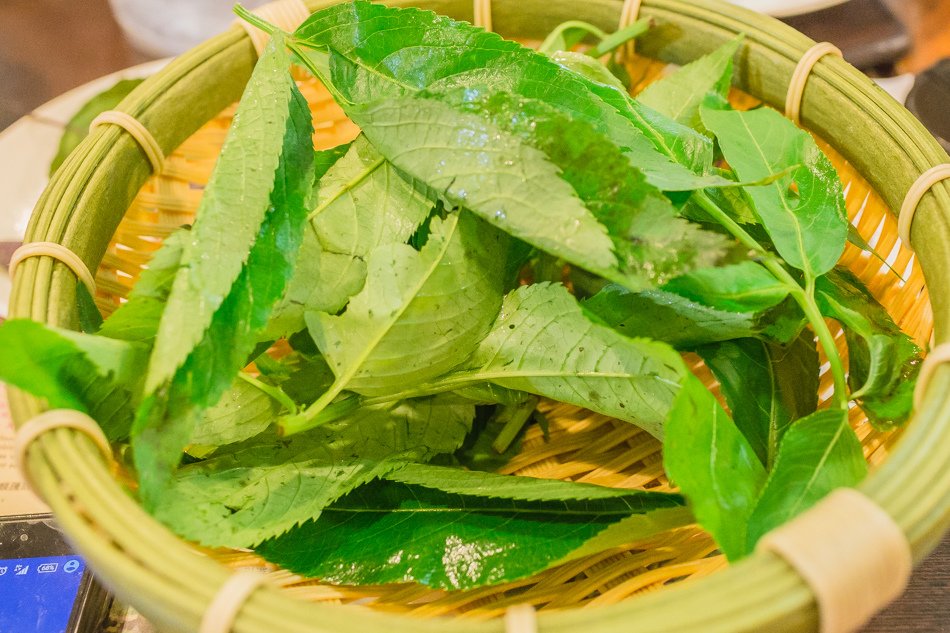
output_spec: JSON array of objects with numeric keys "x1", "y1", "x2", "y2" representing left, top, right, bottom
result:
[{"x1": 1, "y1": 2, "x2": 921, "y2": 590}]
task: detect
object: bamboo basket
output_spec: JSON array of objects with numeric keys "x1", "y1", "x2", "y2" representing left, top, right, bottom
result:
[{"x1": 8, "y1": 1, "x2": 950, "y2": 631}]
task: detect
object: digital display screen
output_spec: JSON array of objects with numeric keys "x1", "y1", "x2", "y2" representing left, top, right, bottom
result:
[{"x1": 0, "y1": 554, "x2": 85, "y2": 633}]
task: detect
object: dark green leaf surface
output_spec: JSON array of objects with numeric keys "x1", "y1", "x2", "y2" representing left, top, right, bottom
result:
[
  {"x1": 701, "y1": 106, "x2": 849, "y2": 279},
  {"x1": 582, "y1": 285, "x2": 805, "y2": 349},
  {"x1": 293, "y1": 1, "x2": 731, "y2": 191},
  {"x1": 450, "y1": 283, "x2": 684, "y2": 438},
  {"x1": 698, "y1": 333, "x2": 819, "y2": 467},
  {"x1": 257, "y1": 474, "x2": 683, "y2": 589},
  {"x1": 153, "y1": 395, "x2": 473, "y2": 547},
  {"x1": 663, "y1": 373, "x2": 766, "y2": 560},
  {"x1": 745, "y1": 409, "x2": 867, "y2": 548},
  {"x1": 816, "y1": 269, "x2": 921, "y2": 427},
  {"x1": 638, "y1": 38, "x2": 740, "y2": 133},
  {"x1": 133, "y1": 36, "x2": 314, "y2": 506},
  {"x1": 663, "y1": 261, "x2": 789, "y2": 313},
  {"x1": 50, "y1": 78, "x2": 145, "y2": 175}
]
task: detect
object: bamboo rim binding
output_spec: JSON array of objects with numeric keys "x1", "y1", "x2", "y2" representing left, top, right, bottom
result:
[
  {"x1": 91, "y1": 111, "x2": 165, "y2": 174},
  {"x1": 785, "y1": 42, "x2": 842, "y2": 125},
  {"x1": 757, "y1": 488, "x2": 911, "y2": 633},
  {"x1": 199, "y1": 571, "x2": 270, "y2": 633},
  {"x1": 15, "y1": 409, "x2": 113, "y2": 498},
  {"x1": 8, "y1": 242, "x2": 97, "y2": 294},
  {"x1": 618, "y1": 0, "x2": 643, "y2": 59},
  {"x1": 473, "y1": 0, "x2": 492, "y2": 31},
  {"x1": 897, "y1": 164, "x2": 950, "y2": 250}
]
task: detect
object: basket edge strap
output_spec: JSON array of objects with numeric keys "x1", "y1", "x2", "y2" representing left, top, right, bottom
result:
[
  {"x1": 756, "y1": 488, "x2": 911, "y2": 633},
  {"x1": 237, "y1": 0, "x2": 311, "y2": 56},
  {"x1": 898, "y1": 164, "x2": 950, "y2": 252},
  {"x1": 473, "y1": 0, "x2": 493, "y2": 32},
  {"x1": 504, "y1": 604, "x2": 538, "y2": 633},
  {"x1": 9, "y1": 241, "x2": 97, "y2": 294},
  {"x1": 785, "y1": 42, "x2": 842, "y2": 126},
  {"x1": 618, "y1": 0, "x2": 644, "y2": 59},
  {"x1": 90, "y1": 111, "x2": 165, "y2": 174},
  {"x1": 914, "y1": 342, "x2": 950, "y2": 410},
  {"x1": 200, "y1": 571, "x2": 270, "y2": 633},
  {"x1": 15, "y1": 409, "x2": 112, "y2": 500}
]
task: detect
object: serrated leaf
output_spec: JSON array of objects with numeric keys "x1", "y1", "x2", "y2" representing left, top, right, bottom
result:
[
  {"x1": 816, "y1": 268, "x2": 921, "y2": 427},
  {"x1": 701, "y1": 106, "x2": 849, "y2": 279},
  {"x1": 98, "y1": 228, "x2": 188, "y2": 343},
  {"x1": 348, "y1": 96, "x2": 619, "y2": 276},
  {"x1": 301, "y1": 211, "x2": 507, "y2": 412},
  {"x1": 0, "y1": 319, "x2": 147, "y2": 441},
  {"x1": 582, "y1": 285, "x2": 805, "y2": 350},
  {"x1": 445, "y1": 283, "x2": 684, "y2": 438},
  {"x1": 663, "y1": 373, "x2": 766, "y2": 560},
  {"x1": 292, "y1": 1, "x2": 732, "y2": 191},
  {"x1": 133, "y1": 36, "x2": 314, "y2": 506},
  {"x1": 697, "y1": 333, "x2": 819, "y2": 467},
  {"x1": 638, "y1": 38, "x2": 741, "y2": 132},
  {"x1": 257, "y1": 471, "x2": 683, "y2": 590},
  {"x1": 436, "y1": 88, "x2": 731, "y2": 288},
  {"x1": 663, "y1": 261, "x2": 790, "y2": 313},
  {"x1": 146, "y1": 33, "x2": 310, "y2": 392},
  {"x1": 266, "y1": 137, "x2": 433, "y2": 338},
  {"x1": 186, "y1": 377, "x2": 279, "y2": 454},
  {"x1": 745, "y1": 409, "x2": 867, "y2": 549},
  {"x1": 154, "y1": 395, "x2": 473, "y2": 547}
]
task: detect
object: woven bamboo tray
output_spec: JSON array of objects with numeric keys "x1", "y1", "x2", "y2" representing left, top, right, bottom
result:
[{"x1": 8, "y1": 1, "x2": 950, "y2": 632}]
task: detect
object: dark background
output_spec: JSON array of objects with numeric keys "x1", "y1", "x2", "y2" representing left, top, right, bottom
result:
[{"x1": 0, "y1": 0, "x2": 946, "y2": 631}]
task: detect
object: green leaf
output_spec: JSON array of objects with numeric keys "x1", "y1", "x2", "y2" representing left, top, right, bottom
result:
[
  {"x1": 550, "y1": 51, "x2": 626, "y2": 90},
  {"x1": 301, "y1": 211, "x2": 508, "y2": 409},
  {"x1": 257, "y1": 470, "x2": 683, "y2": 589},
  {"x1": 583, "y1": 285, "x2": 805, "y2": 349},
  {"x1": 349, "y1": 96, "x2": 620, "y2": 277},
  {"x1": 662, "y1": 261, "x2": 790, "y2": 313},
  {"x1": 638, "y1": 38, "x2": 741, "y2": 132},
  {"x1": 266, "y1": 137, "x2": 433, "y2": 338},
  {"x1": 447, "y1": 283, "x2": 684, "y2": 438},
  {"x1": 697, "y1": 333, "x2": 819, "y2": 467},
  {"x1": 133, "y1": 35, "x2": 314, "y2": 506},
  {"x1": 437, "y1": 88, "x2": 731, "y2": 289},
  {"x1": 186, "y1": 377, "x2": 280, "y2": 455},
  {"x1": 663, "y1": 373, "x2": 767, "y2": 560},
  {"x1": 701, "y1": 106, "x2": 849, "y2": 279},
  {"x1": 98, "y1": 228, "x2": 188, "y2": 344},
  {"x1": 0, "y1": 319, "x2": 147, "y2": 441},
  {"x1": 816, "y1": 269, "x2": 921, "y2": 427},
  {"x1": 50, "y1": 78, "x2": 145, "y2": 175},
  {"x1": 146, "y1": 33, "x2": 310, "y2": 392},
  {"x1": 76, "y1": 284, "x2": 103, "y2": 334},
  {"x1": 745, "y1": 410, "x2": 867, "y2": 549},
  {"x1": 292, "y1": 1, "x2": 730, "y2": 191},
  {"x1": 154, "y1": 395, "x2": 473, "y2": 548}
]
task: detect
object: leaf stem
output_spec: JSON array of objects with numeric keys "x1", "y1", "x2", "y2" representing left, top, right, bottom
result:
[
  {"x1": 692, "y1": 190, "x2": 848, "y2": 410},
  {"x1": 236, "y1": 372, "x2": 298, "y2": 415},
  {"x1": 491, "y1": 396, "x2": 540, "y2": 453},
  {"x1": 278, "y1": 393, "x2": 363, "y2": 436}
]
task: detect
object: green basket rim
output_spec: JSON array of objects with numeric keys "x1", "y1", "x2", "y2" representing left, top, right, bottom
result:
[{"x1": 8, "y1": 1, "x2": 950, "y2": 631}]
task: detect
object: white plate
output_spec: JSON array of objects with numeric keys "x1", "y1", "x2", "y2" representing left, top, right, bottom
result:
[
  {"x1": 727, "y1": 0, "x2": 849, "y2": 17},
  {"x1": 0, "y1": 59, "x2": 168, "y2": 317}
]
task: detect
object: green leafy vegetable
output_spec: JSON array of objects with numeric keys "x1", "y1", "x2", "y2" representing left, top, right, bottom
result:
[
  {"x1": 744, "y1": 410, "x2": 867, "y2": 549},
  {"x1": 701, "y1": 106, "x2": 849, "y2": 279},
  {"x1": 257, "y1": 467, "x2": 683, "y2": 589},
  {"x1": 697, "y1": 333, "x2": 819, "y2": 467},
  {"x1": 664, "y1": 373, "x2": 766, "y2": 560},
  {"x1": 817, "y1": 269, "x2": 922, "y2": 427}
]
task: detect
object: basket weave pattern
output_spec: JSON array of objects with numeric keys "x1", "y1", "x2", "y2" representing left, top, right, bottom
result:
[{"x1": 89, "y1": 54, "x2": 932, "y2": 618}]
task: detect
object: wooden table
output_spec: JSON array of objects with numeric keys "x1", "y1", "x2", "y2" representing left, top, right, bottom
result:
[{"x1": 0, "y1": 0, "x2": 947, "y2": 631}]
